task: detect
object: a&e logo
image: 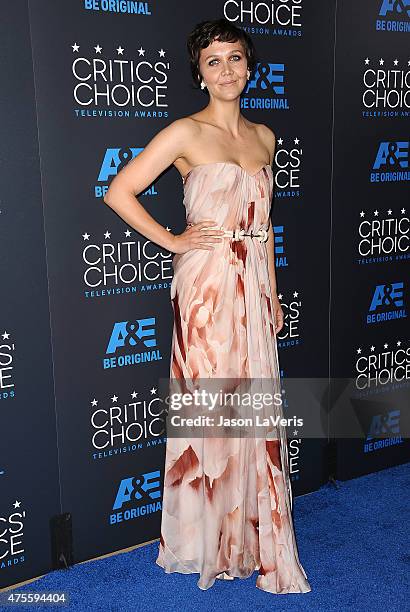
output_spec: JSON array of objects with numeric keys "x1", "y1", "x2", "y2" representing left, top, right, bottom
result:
[
  {"x1": 104, "y1": 318, "x2": 162, "y2": 369},
  {"x1": 242, "y1": 61, "x2": 289, "y2": 110},
  {"x1": 371, "y1": 140, "x2": 409, "y2": 182},
  {"x1": 367, "y1": 282, "x2": 406, "y2": 324},
  {"x1": 110, "y1": 470, "x2": 162, "y2": 524},
  {"x1": 376, "y1": 0, "x2": 410, "y2": 32},
  {"x1": 364, "y1": 409, "x2": 403, "y2": 453}
]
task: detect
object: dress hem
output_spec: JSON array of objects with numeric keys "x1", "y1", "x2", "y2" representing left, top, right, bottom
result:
[{"x1": 156, "y1": 556, "x2": 312, "y2": 594}]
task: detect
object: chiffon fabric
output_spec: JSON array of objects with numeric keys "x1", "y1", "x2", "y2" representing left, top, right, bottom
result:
[{"x1": 156, "y1": 162, "x2": 311, "y2": 594}]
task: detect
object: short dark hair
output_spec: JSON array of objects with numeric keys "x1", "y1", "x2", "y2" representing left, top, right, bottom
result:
[{"x1": 187, "y1": 18, "x2": 257, "y2": 90}]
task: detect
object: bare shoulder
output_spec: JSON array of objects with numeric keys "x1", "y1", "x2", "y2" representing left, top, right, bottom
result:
[
  {"x1": 244, "y1": 117, "x2": 275, "y2": 138},
  {"x1": 143, "y1": 116, "x2": 200, "y2": 167},
  {"x1": 160, "y1": 116, "x2": 200, "y2": 141},
  {"x1": 256, "y1": 122, "x2": 276, "y2": 148},
  {"x1": 244, "y1": 118, "x2": 276, "y2": 162}
]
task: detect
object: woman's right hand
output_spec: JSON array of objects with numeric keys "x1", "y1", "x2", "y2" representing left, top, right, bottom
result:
[{"x1": 171, "y1": 220, "x2": 224, "y2": 254}]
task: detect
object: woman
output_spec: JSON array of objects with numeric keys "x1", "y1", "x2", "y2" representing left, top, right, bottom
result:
[{"x1": 104, "y1": 18, "x2": 311, "y2": 594}]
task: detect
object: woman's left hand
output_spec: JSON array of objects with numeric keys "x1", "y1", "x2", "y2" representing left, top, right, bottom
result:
[{"x1": 271, "y1": 294, "x2": 284, "y2": 334}]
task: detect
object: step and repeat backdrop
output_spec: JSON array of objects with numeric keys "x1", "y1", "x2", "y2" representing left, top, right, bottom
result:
[
  {"x1": 330, "y1": 0, "x2": 410, "y2": 479},
  {"x1": 1, "y1": 0, "x2": 408, "y2": 590}
]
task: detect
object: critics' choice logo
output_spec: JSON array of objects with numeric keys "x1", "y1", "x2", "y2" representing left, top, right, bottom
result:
[
  {"x1": 81, "y1": 230, "x2": 173, "y2": 298},
  {"x1": 0, "y1": 500, "x2": 26, "y2": 569},
  {"x1": 371, "y1": 140, "x2": 409, "y2": 183},
  {"x1": 376, "y1": 0, "x2": 410, "y2": 32},
  {"x1": 224, "y1": 0, "x2": 303, "y2": 37},
  {"x1": 362, "y1": 57, "x2": 410, "y2": 117},
  {"x1": 0, "y1": 331, "x2": 15, "y2": 401},
  {"x1": 367, "y1": 282, "x2": 407, "y2": 324},
  {"x1": 104, "y1": 317, "x2": 163, "y2": 368},
  {"x1": 242, "y1": 61, "x2": 289, "y2": 110},
  {"x1": 276, "y1": 290, "x2": 302, "y2": 347},
  {"x1": 355, "y1": 339, "x2": 410, "y2": 390},
  {"x1": 71, "y1": 43, "x2": 170, "y2": 118},
  {"x1": 110, "y1": 469, "x2": 162, "y2": 525},
  {"x1": 96, "y1": 147, "x2": 157, "y2": 198},
  {"x1": 274, "y1": 137, "x2": 302, "y2": 198},
  {"x1": 84, "y1": 0, "x2": 153, "y2": 16},
  {"x1": 357, "y1": 208, "x2": 409, "y2": 265},
  {"x1": 364, "y1": 409, "x2": 403, "y2": 453},
  {"x1": 90, "y1": 388, "x2": 165, "y2": 457}
]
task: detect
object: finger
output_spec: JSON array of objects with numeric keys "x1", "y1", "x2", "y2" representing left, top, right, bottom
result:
[
  {"x1": 197, "y1": 229, "x2": 224, "y2": 236},
  {"x1": 196, "y1": 237, "x2": 223, "y2": 244},
  {"x1": 193, "y1": 234, "x2": 222, "y2": 242},
  {"x1": 197, "y1": 220, "x2": 218, "y2": 227},
  {"x1": 198, "y1": 235, "x2": 224, "y2": 242},
  {"x1": 197, "y1": 225, "x2": 220, "y2": 233}
]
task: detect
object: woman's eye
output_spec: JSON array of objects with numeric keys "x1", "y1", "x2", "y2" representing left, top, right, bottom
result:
[{"x1": 209, "y1": 55, "x2": 242, "y2": 66}]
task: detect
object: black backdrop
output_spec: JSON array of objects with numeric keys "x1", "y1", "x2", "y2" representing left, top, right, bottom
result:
[{"x1": 1, "y1": 0, "x2": 409, "y2": 589}]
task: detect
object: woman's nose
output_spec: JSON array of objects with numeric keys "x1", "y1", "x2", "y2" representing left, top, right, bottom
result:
[{"x1": 221, "y1": 62, "x2": 234, "y2": 74}]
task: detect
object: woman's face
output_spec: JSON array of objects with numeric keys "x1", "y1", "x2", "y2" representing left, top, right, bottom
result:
[{"x1": 198, "y1": 38, "x2": 248, "y2": 97}]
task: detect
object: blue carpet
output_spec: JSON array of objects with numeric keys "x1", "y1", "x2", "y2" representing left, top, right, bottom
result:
[{"x1": 3, "y1": 462, "x2": 409, "y2": 612}]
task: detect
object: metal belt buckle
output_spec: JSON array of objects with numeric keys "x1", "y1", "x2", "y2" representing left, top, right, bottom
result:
[
  {"x1": 221, "y1": 226, "x2": 269, "y2": 242},
  {"x1": 255, "y1": 228, "x2": 268, "y2": 243},
  {"x1": 233, "y1": 228, "x2": 268, "y2": 242},
  {"x1": 233, "y1": 228, "x2": 246, "y2": 241}
]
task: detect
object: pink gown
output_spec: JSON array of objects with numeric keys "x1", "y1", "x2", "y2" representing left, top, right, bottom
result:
[{"x1": 155, "y1": 161, "x2": 311, "y2": 594}]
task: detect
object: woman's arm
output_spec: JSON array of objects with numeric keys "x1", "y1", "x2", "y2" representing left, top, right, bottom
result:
[
  {"x1": 267, "y1": 218, "x2": 284, "y2": 333},
  {"x1": 266, "y1": 219, "x2": 278, "y2": 296},
  {"x1": 103, "y1": 119, "x2": 193, "y2": 252},
  {"x1": 261, "y1": 124, "x2": 284, "y2": 334}
]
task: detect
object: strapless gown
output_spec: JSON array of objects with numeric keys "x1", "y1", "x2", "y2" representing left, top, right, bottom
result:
[{"x1": 155, "y1": 161, "x2": 311, "y2": 594}]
